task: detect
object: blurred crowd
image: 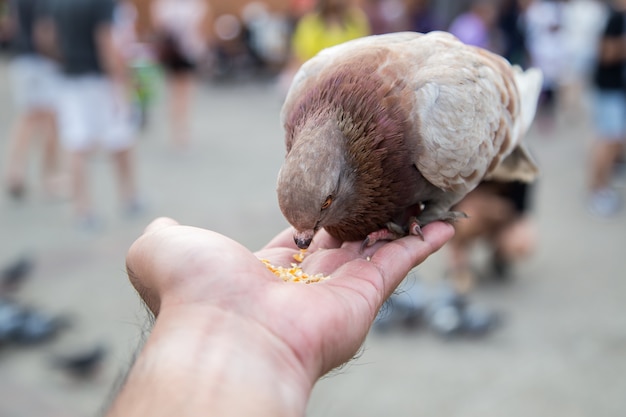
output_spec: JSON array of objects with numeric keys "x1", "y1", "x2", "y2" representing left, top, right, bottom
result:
[{"x1": 0, "y1": 0, "x2": 624, "y2": 336}]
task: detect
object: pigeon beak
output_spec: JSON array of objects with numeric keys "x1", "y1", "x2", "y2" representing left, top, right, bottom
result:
[{"x1": 294, "y1": 229, "x2": 315, "y2": 250}]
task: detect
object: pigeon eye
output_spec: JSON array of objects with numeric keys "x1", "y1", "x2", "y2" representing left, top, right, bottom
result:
[{"x1": 321, "y1": 196, "x2": 333, "y2": 210}]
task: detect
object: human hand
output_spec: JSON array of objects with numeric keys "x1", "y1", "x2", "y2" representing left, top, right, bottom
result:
[
  {"x1": 127, "y1": 216, "x2": 452, "y2": 373},
  {"x1": 113, "y1": 217, "x2": 453, "y2": 416}
]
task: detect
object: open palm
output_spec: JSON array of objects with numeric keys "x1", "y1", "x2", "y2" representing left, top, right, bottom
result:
[{"x1": 126, "y1": 217, "x2": 453, "y2": 382}]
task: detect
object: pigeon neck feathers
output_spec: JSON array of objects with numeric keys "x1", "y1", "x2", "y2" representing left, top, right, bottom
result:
[{"x1": 282, "y1": 65, "x2": 426, "y2": 241}]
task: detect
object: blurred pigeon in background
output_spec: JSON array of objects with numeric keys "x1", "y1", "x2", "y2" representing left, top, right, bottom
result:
[
  {"x1": 0, "y1": 298, "x2": 70, "y2": 345},
  {"x1": 51, "y1": 344, "x2": 107, "y2": 380},
  {"x1": 1, "y1": 254, "x2": 34, "y2": 292},
  {"x1": 374, "y1": 275, "x2": 501, "y2": 338}
]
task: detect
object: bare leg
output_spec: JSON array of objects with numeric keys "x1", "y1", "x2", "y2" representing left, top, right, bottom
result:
[
  {"x1": 494, "y1": 216, "x2": 537, "y2": 263},
  {"x1": 446, "y1": 188, "x2": 515, "y2": 294},
  {"x1": 447, "y1": 204, "x2": 486, "y2": 294},
  {"x1": 590, "y1": 140, "x2": 623, "y2": 192},
  {"x1": 4, "y1": 112, "x2": 38, "y2": 196},
  {"x1": 447, "y1": 241, "x2": 474, "y2": 294},
  {"x1": 168, "y1": 72, "x2": 194, "y2": 148},
  {"x1": 111, "y1": 147, "x2": 137, "y2": 207},
  {"x1": 588, "y1": 139, "x2": 624, "y2": 216},
  {"x1": 39, "y1": 110, "x2": 65, "y2": 197},
  {"x1": 69, "y1": 150, "x2": 91, "y2": 217}
]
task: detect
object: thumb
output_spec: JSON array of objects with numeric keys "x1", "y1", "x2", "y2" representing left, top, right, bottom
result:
[
  {"x1": 143, "y1": 216, "x2": 179, "y2": 234},
  {"x1": 126, "y1": 217, "x2": 180, "y2": 315}
]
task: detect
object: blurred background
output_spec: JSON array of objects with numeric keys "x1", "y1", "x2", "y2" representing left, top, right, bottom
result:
[{"x1": 0, "y1": 0, "x2": 625, "y2": 415}]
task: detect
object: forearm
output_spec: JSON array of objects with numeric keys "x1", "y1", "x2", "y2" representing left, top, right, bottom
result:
[{"x1": 106, "y1": 305, "x2": 312, "y2": 417}]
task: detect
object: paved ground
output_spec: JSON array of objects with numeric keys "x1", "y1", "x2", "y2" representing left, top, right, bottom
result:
[{"x1": 0, "y1": 56, "x2": 625, "y2": 417}]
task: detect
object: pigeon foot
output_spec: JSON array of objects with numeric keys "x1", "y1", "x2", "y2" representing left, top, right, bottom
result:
[{"x1": 360, "y1": 222, "x2": 410, "y2": 251}]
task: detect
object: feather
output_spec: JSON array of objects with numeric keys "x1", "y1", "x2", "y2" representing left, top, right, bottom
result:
[{"x1": 277, "y1": 31, "x2": 541, "y2": 248}]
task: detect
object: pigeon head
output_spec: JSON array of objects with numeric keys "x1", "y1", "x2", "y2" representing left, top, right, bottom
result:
[
  {"x1": 277, "y1": 115, "x2": 356, "y2": 249},
  {"x1": 277, "y1": 67, "x2": 420, "y2": 248}
]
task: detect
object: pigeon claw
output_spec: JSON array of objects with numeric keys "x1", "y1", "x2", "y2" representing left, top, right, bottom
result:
[
  {"x1": 360, "y1": 225, "x2": 405, "y2": 252},
  {"x1": 409, "y1": 219, "x2": 424, "y2": 239}
]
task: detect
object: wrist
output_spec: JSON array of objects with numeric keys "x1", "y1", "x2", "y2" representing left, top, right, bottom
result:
[{"x1": 108, "y1": 304, "x2": 312, "y2": 417}]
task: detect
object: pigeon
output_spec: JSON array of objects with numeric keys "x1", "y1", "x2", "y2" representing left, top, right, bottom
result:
[
  {"x1": 0, "y1": 297, "x2": 70, "y2": 345},
  {"x1": 1, "y1": 255, "x2": 34, "y2": 291},
  {"x1": 52, "y1": 344, "x2": 106, "y2": 379},
  {"x1": 277, "y1": 31, "x2": 542, "y2": 249}
]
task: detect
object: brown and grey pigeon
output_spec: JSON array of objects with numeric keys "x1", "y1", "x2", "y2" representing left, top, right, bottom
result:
[{"x1": 277, "y1": 31, "x2": 542, "y2": 249}]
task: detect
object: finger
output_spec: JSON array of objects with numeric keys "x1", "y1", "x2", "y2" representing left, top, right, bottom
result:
[
  {"x1": 309, "y1": 229, "x2": 343, "y2": 251},
  {"x1": 369, "y1": 222, "x2": 454, "y2": 297},
  {"x1": 300, "y1": 247, "x2": 358, "y2": 276},
  {"x1": 143, "y1": 216, "x2": 179, "y2": 235},
  {"x1": 126, "y1": 232, "x2": 162, "y2": 314},
  {"x1": 126, "y1": 217, "x2": 178, "y2": 315},
  {"x1": 126, "y1": 224, "x2": 197, "y2": 292},
  {"x1": 262, "y1": 227, "x2": 296, "y2": 250}
]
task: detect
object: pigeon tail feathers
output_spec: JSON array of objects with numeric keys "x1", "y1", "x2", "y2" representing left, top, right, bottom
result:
[{"x1": 513, "y1": 66, "x2": 543, "y2": 136}]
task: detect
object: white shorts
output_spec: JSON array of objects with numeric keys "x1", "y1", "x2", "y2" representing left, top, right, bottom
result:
[
  {"x1": 9, "y1": 55, "x2": 60, "y2": 110},
  {"x1": 57, "y1": 75, "x2": 137, "y2": 152}
]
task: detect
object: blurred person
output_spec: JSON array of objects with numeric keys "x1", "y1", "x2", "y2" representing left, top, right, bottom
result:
[
  {"x1": 362, "y1": 0, "x2": 410, "y2": 35},
  {"x1": 499, "y1": 0, "x2": 531, "y2": 67},
  {"x1": 112, "y1": 1, "x2": 140, "y2": 114},
  {"x1": 277, "y1": 0, "x2": 370, "y2": 94},
  {"x1": 113, "y1": 0, "x2": 159, "y2": 129},
  {"x1": 0, "y1": 0, "x2": 12, "y2": 49},
  {"x1": 288, "y1": 0, "x2": 317, "y2": 23},
  {"x1": 447, "y1": 180, "x2": 538, "y2": 294},
  {"x1": 559, "y1": 0, "x2": 607, "y2": 118},
  {"x1": 46, "y1": 0, "x2": 141, "y2": 228},
  {"x1": 407, "y1": 0, "x2": 442, "y2": 34},
  {"x1": 211, "y1": 13, "x2": 248, "y2": 79},
  {"x1": 105, "y1": 217, "x2": 453, "y2": 416},
  {"x1": 240, "y1": 2, "x2": 291, "y2": 76},
  {"x1": 3, "y1": 0, "x2": 63, "y2": 200},
  {"x1": 446, "y1": 3, "x2": 540, "y2": 295},
  {"x1": 112, "y1": 0, "x2": 137, "y2": 60},
  {"x1": 587, "y1": 0, "x2": 626, "y2": 217},
  {"x1": 524, "y1": 0, "x2": 571, "y2": 128},
  {"x1": 289, "y1": 0, "x2": 370, "y2": 63},
  {"x1": 151, "y1": 0, "x2": 209, "y2": 148},
  {"x1": 448, "y1": 0, "x2": 503, "y2": 53}
]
